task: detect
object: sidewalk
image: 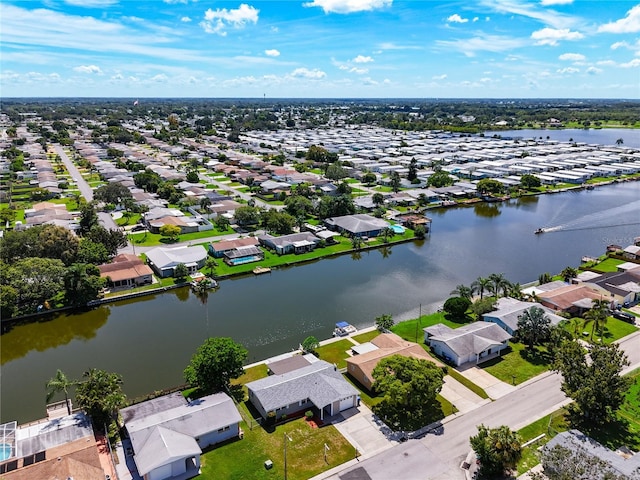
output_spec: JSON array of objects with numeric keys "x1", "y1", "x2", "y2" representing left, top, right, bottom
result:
[{"x1": 455, "y1": 365, "x2": 516, "y2": 399}]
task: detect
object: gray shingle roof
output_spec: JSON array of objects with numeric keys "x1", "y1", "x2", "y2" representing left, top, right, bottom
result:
[
  {"x1": 325, "y1": 214, "x2": 390, "y2": 235},
  {"x1": 484, "y1": 297, "x2": 565, "y2": 331},
  {"x1": 134, "y1": 426, "x2": 201, "y2": 476},
  {"x1": 247, "y1": 360, "x2": 358, "y2": 412},
  {"x1": 424, "y1": 322, "x2": 511, "y2": 358}
]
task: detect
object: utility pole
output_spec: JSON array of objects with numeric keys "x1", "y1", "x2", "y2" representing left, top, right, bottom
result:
[{"x1": 284, "y1": 433, "x2": 292, "y2": 480}]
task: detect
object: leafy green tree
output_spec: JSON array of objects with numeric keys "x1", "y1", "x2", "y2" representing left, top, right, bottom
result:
[
  {"x1": 471, "y1": 297, "x2": 497, "y2": 320},
  {"x1": 583, "y1": 298, "x2": 610, "y2": 341},
  {"x1": 470, "y1": 425, "x2": 522, "y2": 478},
  {"x1": 0, "y1": 285, "x2": 18, "y2": 319},
  {"x1": 450, "y1": 284, "x2": 473, "y2": 300},
  {"x1": 538, "y1": 272, "x2": 553, "y2": 284},
  {"x1": 214, "y1": 215, "x2": 231, "y2": 231},
  {"x1": 76, "y1": 369, "x2": 127, "y2": 428},
  {"x1": 553, "y1": 341, "x2": 630, "y2": 427},
  {"x1": 79, "y1": 202, "x2": 99, "y2": 234},
  {"x1": 443, "y1": 296, "x2": 471, "y2": 319},
  {"x1": 362, "y1": 172, "x2": 377, "y2": 185},
  {"x1": 261, "y1": 209, "x2": 296, "y2": 235},
  {"x1": 389, "y1": 171, "x2": 402, "y2": 193},
  {"x1": 520, "y1": 174, "x2": 541, "y2": 189},
  {"x1": 471, "y1": 277, "x2": 491, "y2": 300},
  {"x1": 306, "y1": 145, "x2": 338, "y2": 163},
  {"x1": 414, "y1": 224, "x2": 426, "y2": 239},
  {"x1": 173, "y1": 262, "x2": 189, "y2": 280},
  {"x1": 205, "y1": 256, "x2": 217, "y2": 277},
  {"x1": 64, "y1": 263, "x2": 105, "y2": 306},
  {"x1": 407, "y1": 158, "x2": 418, "y2": 182},
  {"x1": 77, "y1": 239, "x2": 110, "y2": 265},
  {"x1": 284, "y1": 195, "x2": 314, "y2": 218},
  {"x1": 159, "y1": 224, "x2": 181, "y2": 242},
  {"x1": 301, "y1": 336, "x2": 320, "y2": 354},
  {"x1": 184, "y1": 337, "x2": 248, "y2": 393},
  {"x1": 372, "y1": 355, "x2": 445, "y2": 430},
  {"x1": 85, "y1": 225, "x2": 127, "y2": 256},
  {"x1": 94, "y1": 182, "x2": 133, "y2": 205},
  {"x1": 316, "y1": 195, "x2": 355, "y2": 219},
  {"x1": 0, "y1": 208, "x2": 16, "y2": 226},
  {"x1": 46, "y1": 369, "x2": 79, "y2": 416},
  {"x1": 186, "y1": 170, "x2": 200, "y2": 183},
  {"x1": 1, "y1": 257, "x2": 66, "y2": 315},
  {"x1": 38, "y1": 224, "x2": 80, "y2": 265},
  {"x1": 372, "y1": 192, "x2": 385, "y2": 207},
  {"x1": 517, "y1": 306, "x2": 551, "y2": 349},
  {"x1": 375, "y1": 313, "x2": 395, "y2": 332},
  {"x1": 234, "y1": 205, "x2": 261, "y2": 226},
  {"x1": 325, "y1": 162, "x2": 347, "y2": 180},
  {"x1": 477, "y1": 179, "x2": 505, "y2": 196},
  {"x1": 427, "y1": 170, "x2": 454, "y2": 188}
]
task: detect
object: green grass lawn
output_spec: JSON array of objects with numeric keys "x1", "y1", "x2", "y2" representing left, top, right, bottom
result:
[
  {"x1": 515, "y1": 410, "x2": 568, "y2": 474},
  {"x1": 391, "y1": 312, "x2": 474, "y2": 343},
  {"x1": 116, "y1": 213, "x2": 142, "y2": 226},
  {"x1": 352, "y1": 330, "x2": 381, "y2": 344},
  {"x1": 315, "y1": 340, "x2": 353, "y2": 369},
  {"x1": 200, "y1": 418, "x2": 355, "y2": 480},
  {"x1": 564, "y1": 316, "x2": 638, "y2": 344},
  {"x1": 482, "y1": 342, "x2": 552, "y2": 385},
  {"x1": 128, "y1": 227, "x2": 235, "y2": 246},
  {"x1": 590, "y1": 257, "x2": 625, "y2": 273},
  {"x1": 446, "y1": 368, "x2": 489, "y2": 399}
]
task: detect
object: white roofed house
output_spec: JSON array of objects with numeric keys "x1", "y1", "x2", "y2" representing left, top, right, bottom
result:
[
  {"x1": 120, "y1": 392, "x2": 242, "y2": 480},
  {"x1": 423, "y1": 322, "x2": 512, "y2": 367},
  {"x1": 482, "y1": 297, "x2": 565, "y2": 335},
  {"x1": 324, "y1": 214, "x2": 390, "y2": 238},
  {"x1": 246, "y1": 360, "x2": 359, "y2": 422},
  {"x1": 145, "y1": 245, "x2": 208, "y2": 278}
]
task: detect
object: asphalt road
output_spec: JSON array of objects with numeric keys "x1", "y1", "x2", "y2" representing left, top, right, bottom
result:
[{"x1": 325, "y1": 331, "x2": 640, "y2": 480}]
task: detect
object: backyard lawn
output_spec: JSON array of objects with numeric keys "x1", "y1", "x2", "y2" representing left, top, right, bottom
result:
[
  {"x1": 351, "y1": 330, "x2": 380, "y2": 344},
  {"x1": 391, "y1": 312, "x2": 473, "y2": 343},
  {"x1": 590, "y1": 257, "x2": 625, "y2": 273},
  {"x1": 482, "y1": 342, "x2": 552, "y2": 385},
  {"x1": 564, "y1": 316, "x2": 638, "y2": 344},
  {"x1": 315, "y1": 340, "x2": 354, "y2": 369},
  {"x1": 200, "y1": 418, "x2": 355, "y2": 480}
]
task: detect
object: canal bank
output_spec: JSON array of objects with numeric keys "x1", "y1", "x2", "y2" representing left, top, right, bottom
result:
[{"x1": 2, "y1": 182, "x2": 640, "y2": 424}]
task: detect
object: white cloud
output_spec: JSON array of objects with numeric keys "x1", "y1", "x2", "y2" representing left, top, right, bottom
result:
[
  {"x1": 531, "y1": 27, "x2": 584, "y2": 46},
  {"x1": 350, "y1": 67, "x2": 368, "y2": 74},
  {"x1": 540, "y1": 0, "x2": 573, "y2": 5},
  {"x1": 151, "y1": 73, "x2": 169, "y2": 82},
  {"x1": 64, "y1": 0, "x2": 118, "y2": 6},
  {"x1": 447, "y1": 14, "x2": 468, "y2": 24},
  {"x1": 480, "y1": 0, "x2": 576, "y2": 30},
  {"x1": 181, "y1": 16, "x2": 192, "y2": 22},
  {"x1": 290, "y1": 67, "x2": 326, "y2": 79},
  {"x1": 556, "y1": 67, "x2": 579, "y2": 74},
  {"x1": 163, "y1": 0, "x2": 188, "y2": 3},
  {"x1": 437, "y1": 34, "x2": 526, "y2": 57},
  {"x1": 353, "y1": 55, "x2": 373, "y2": 63},
  {"x1": 200, "y1": 4, "x2": 259, "y2": 36},
  {"x1": 111, "y1": 73, "x2": 124, "y2": 81},
  {"x1": 620, "y1": 58, "x2": 640, "y2": 68},
  {"x1": 598, "y1": 5, "x2": 640, "y2": 34},
  {"x1": 472, "y1": 17, "x2": 479, "y2": 22},
  {"x1": 265, "y1": 49, "x2": 280, "y2": 57},
  {"x1": 432, "y1": 74, "x2": 447, "y2": 80},
  {"x1": 597, "y1": 60, "x2": 616, "y2": 66},
  {"x1": 586, "y1": 66, "x2": 602, "y2": 74},
  {"x1": 377, "y1": 42, "x2": 422, "y2": 51},
  {"x1": 611, "y1": 41, "x2": 630, "y2": 50},
  {"x1": 558, "y1": 53, "x2": 585, "y2": 61},
  {"x1": 303, "y1": 0, "x2": 392, "y2": 14},
  {"x1": 73, "y1": 64, "x2": 102, "y2": 74}
]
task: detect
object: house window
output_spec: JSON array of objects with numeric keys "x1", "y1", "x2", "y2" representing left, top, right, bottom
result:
[
  {"x1": 217, "y1": 425, "x2": 230, "y2": 433},
  {"x1": 299, "y1": 398, "x2": 309, "y2": 406}
]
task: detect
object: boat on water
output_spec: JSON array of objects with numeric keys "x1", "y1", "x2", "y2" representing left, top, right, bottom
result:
[
  {"x1": 333, "y1": 321, "x2": 357, "y2": 337},
  {"x1": 534, "y1": 228, "x2": 545, "y2": 234},
  {"x1": 190, "y1": 276, "x2": 218, "y2": 290}
]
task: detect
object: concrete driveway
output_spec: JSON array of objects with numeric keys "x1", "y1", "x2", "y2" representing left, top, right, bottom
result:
[
  {"x1": 454, "y1": 366, "x2": 515, "y2": 400},
  {"x1": 331, "y1": 404, "x2": 397, "y2": 458},
  {"x1": 440, "y1": 375, "x2": 491, "y2": 413}
]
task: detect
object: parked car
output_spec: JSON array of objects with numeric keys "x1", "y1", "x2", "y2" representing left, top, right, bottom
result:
[{"x1": 612, "y1": 310, "x2": 636, "y2": 323}]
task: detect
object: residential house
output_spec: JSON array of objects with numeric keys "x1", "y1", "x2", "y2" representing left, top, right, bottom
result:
[
  {"x1": 0, "y1": 413, "x2": 103, "y2": 480},
  {"x1": 246, "y1": 360, "x2": 359, "y2": 421},
  {"x1": 98, "y1": 253, "x2": 154, "y2": 290},
  {"x1": 394, "y1": 213, "x2": 432, "y2": 231},
  {"x1": 120, "y1": 392, "x2": 242, "y2": 480},
  {"x1": 324, "y1": 214, "x2": 390, "y2": 238},
  {"x1": 209, "y1": 237, "x2": 260, "y2": 258},
  {"x1": 423, "y1": 322, "x2": 512, "y2": 366},
  {"x1": 543, "y1": 430, "x2": 640, "y2": 479},
  {"x1": 482, "y1": 297, "x2": 565, "y2": 335},
  {"x1": 223, "y1": 245, "x2": 264, "y2": 266},
  {"x1": 258, "y1": 232, "x2": 321, "y2": 255},
  {"x1": 346, "y1": 333, "x2": 444, "y2": 391},
  {"x1": 586, "y1": 268, "x2": 640, "y2": 306},
  {"x1": 623, "y1": 245, "x2": 640, "y2": 261},
  {"x1": 145, "y1": 245, "x2": 207, "y2": 278},
  {"x1": 537, "y1": 283, "x2": 611, "y2": 315}
]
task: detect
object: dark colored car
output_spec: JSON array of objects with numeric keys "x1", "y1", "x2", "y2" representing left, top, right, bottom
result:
[{"x1": 612, "y1": 310, "x2": 636, "y2": 323}]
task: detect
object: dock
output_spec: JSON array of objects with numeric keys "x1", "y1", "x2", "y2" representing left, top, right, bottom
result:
[{"x1": 253, "y1": 266, "x2": 271, "y2": 275}]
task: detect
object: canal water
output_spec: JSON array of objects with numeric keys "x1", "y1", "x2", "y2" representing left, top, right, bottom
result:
[
  {"x1": 2, "y1": 183, "x2": 640, "y2": 424},
  {"x1": 483, "y1": 128, "x2": 639, "y2": 148}
]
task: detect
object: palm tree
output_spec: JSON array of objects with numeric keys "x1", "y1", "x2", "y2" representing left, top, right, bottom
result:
[
  {"x1": 488, "y1": 273, "x2": 511, "y2": 298},
  {"x1": 517, "y1": 306, "x2": 551, "y2": 350},
  {"x1": 46, "y1": 369, "x2": 79, "y2": 416},
  {"x1": 508, "y1": 282, "x2": 523, "y2": 300},
  {"x1": 471, "y1": 277, "x2": 491, "y2": 300},
  {"x1": 351, "y1": 236, "x2": 364, "y2": 250},
  {"x1": 538, "y1": 272, "x2": 552, "y2": 285},
  {"x1": 205, "y1": 256, "x2": 217, "y2": 278},
  {"x1": 561, "y1": 266, "x2": 578, "y2": 283},
  {"x1": 450, "y1": 284, "x2": 473, "y2": 300},
  {"x1": 381, "y1": 227, "x2": 394, "y2": 244},
  {"x1": 583, "y1": 298, "x2": 610, "y2": 341}
]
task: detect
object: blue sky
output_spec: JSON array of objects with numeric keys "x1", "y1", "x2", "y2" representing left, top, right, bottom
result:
[{"x1": 1, "y1": 0, "x2": 639, "y2": 98}]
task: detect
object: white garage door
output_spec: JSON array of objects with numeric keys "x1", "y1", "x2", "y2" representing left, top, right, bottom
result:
[{"x1": 339, "y1": 397, "x2": 353, "y2": 411}]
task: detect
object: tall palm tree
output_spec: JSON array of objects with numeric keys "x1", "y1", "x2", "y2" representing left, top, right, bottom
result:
[
  {"x1": 46, "y1": 369, "x2": 79, "y2": 416},
  {"x1": 471, "y1": 277, "x2": 491, "y2": 300},
  {"x1": 450, "y1": 284, "x2": 473, "y2": 300},
  {"x1": 488, "y1": 273, "x2": 511, "y2": 298},
  {"x1": 583, "y1": 298, "x2": 610, "y2": 341},
  {"x1": 560, "y1": 266, "x2": 578, "y2": 283},
  {"x1": 508, "y1": 282, "x2": 523, "y2": 300},
  {"x1": 351, "y1": 236, "x2": 363, "y2": 250}
]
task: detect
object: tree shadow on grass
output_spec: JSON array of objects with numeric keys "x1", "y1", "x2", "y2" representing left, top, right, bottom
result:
[
  {"x1": 519, "y1": 347, "x2": 552, "y2": 366},
  {"x1": 570, "y1": 414, "x2": 638, "y2": 451},
  {"x1": 443, "y1": 313, "x2": 475, "y2": 325}
]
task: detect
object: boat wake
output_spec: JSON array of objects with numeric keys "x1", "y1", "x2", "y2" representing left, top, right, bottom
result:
[{"x1": 539, "y1": 199, "x2": 640, "y2": 234}]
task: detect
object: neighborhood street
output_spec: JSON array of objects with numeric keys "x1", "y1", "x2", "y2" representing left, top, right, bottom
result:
[{"x1": 321, "y1": 331, "x2": 640, "y2": 480}]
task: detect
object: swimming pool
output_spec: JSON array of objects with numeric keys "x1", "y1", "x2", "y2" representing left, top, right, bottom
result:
[
  {"x1": 390, "y1": 224, "x2": 405, "y2": 234},
  {"x1": 0, "y1": 443, "x2": 12, "y2": 461}
]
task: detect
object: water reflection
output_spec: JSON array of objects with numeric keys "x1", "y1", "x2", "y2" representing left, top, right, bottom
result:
[{"x1": 473, "y1": 202, "x2": 501, "y2": 218}]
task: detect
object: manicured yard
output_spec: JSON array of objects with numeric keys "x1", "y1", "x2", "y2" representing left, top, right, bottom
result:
[
  {"x1": 128, "y1": 226, "x2": 234, "y2": 246},
  {"x1": 352, "y1": 330, "x2": 381, "y2": 344},
  {"x1": 564, "y1": 316, "x2": 638, "y2": 344},
  {"x1": 590, "y1": 257, "x2": 625, "y2": 273},
  {"x1": 391, "y1": 312, "x2": 473, "y2": 344},
  {"x1": 482, "y1": 342, "x2": 552, "y2": 385},
  {"x1": 200, "y1": 418, "x2": 355, "y2": 480},
  {"x1": 315, "y1": 340, "x2": 353, "y2": 369},
  {"x1": 515, "y1": 410, "x2": 568, "y2": 475}
]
